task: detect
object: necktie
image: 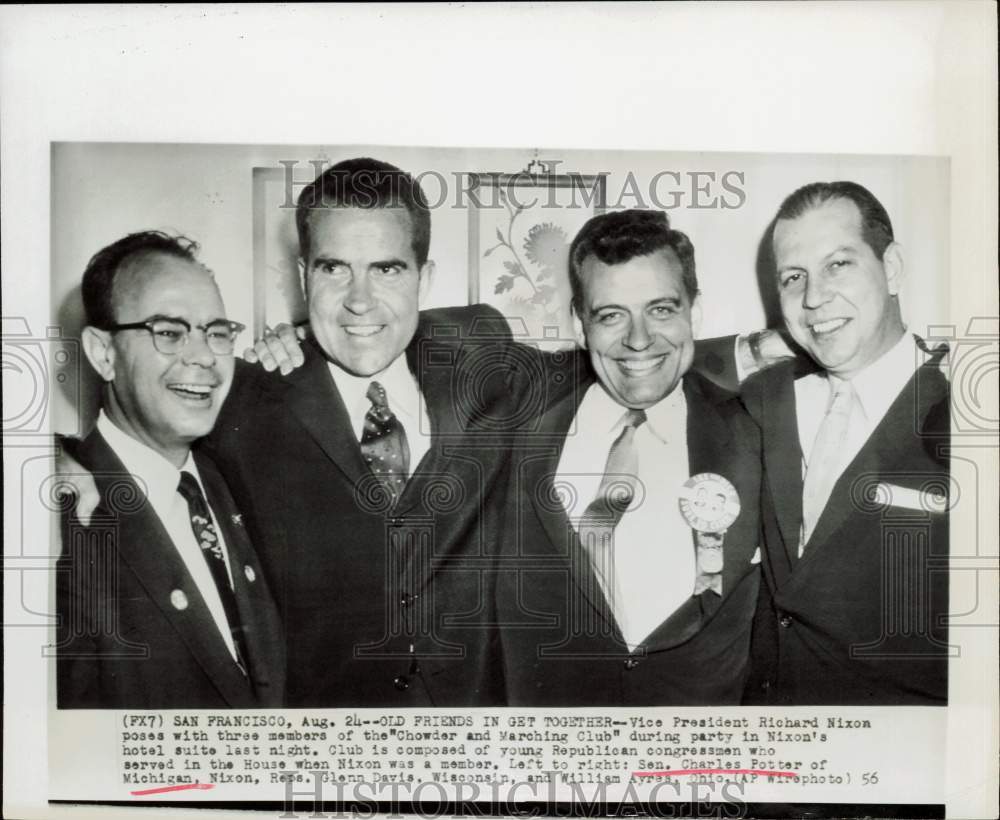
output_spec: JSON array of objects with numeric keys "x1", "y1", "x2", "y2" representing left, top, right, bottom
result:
[
  {"x1": 360, "y1": 381, "x2": 411, "y2": 507},
  {"x1": 177, "y1": 471, "x2": 248, "y2": 674},
  {"x1": 578, "y1": 409, "x2": 647, "y2": 621},
  {"x1": 800, "y1": 378, "x2": 856, "y2": 551}
]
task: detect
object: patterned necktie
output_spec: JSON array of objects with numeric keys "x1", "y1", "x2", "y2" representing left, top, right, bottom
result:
[
  {"x1": 360, "y1": 381, "x2": 411, "y2": 507},
  {"x1": 177, "y1": 471, "x2": 248, "y2": 675},
  {"x1": 800, "y1": 378, "x2": 856, "y2": 551},
  {"x1": 578, "y1": 409, "x2": 647, "y2": 618}
]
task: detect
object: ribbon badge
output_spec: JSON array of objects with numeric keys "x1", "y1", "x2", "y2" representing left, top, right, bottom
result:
[{"x1": 678, "y1": 473, "x2": 741, "y2": 596}]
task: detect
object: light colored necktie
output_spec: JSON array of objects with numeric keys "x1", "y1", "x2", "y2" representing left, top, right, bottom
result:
[
  {"x1": 578, "y1": 409, "x2": 646, "y2": 624},
  {"x1": 800, "y1": 377, "x2": 856, "y2": 551}
]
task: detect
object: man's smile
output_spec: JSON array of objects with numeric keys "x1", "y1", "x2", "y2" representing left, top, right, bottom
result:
[
  {"x1": 166, "y1": 381, "x2": 220, "y2": 402},
  {"x1": 807, "y1": 317, "x2": 851, "y2": 340},
  {"x1": 615, "y1": 353, "x2": 668, "y2": 375},
  {"x1": 343, "y1": 324, "x2": 387, "y2": 338}
]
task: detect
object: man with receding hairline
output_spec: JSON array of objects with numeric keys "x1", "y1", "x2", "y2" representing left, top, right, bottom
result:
[
  {"x1": 56, "y1": 231, "x2": 284, "y2": 708},
  {"x1": 743, "y1": 181, "x2": 950, "y2": 705}
]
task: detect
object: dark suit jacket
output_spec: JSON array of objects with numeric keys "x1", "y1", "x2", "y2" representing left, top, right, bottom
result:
[
  {"x1": 741, "y1": 339, "x2": 950, "y2": 705},
  {"x1": 497, "y1": 351, "x2": 763, "y2": 706},
  {"x1": 56, "y1": 430, "x2": 285, "y2": 708},
  {"x1": 203, "y1": 305, "x2": 520, "y2": 706}
]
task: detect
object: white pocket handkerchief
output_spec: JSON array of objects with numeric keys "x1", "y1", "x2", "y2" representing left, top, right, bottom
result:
[
  {"x1": 876, "y1": 482, "x2": 950, "y2": 513},
  {"x1": 750, "y1": 547, "x2": 762, "y2": 565}
]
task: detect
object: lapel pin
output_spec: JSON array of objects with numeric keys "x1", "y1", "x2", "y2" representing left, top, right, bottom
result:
[
  {"x1": 170, "y1": 589, "x2": 189, "y2": 610},
  {"x1": 231, "y1": 514, "x2": 243, "y2": 526},
  {"x1": 244, "y1": 565, "x2": 256, "y2": 583}
]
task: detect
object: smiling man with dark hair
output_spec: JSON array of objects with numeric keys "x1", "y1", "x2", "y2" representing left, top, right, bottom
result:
[
  {"x1": 56, "y1": 231, "x2": 284, "y2": 708},
  {"x1": 498, "y1": 209, "x2": 765, "y2": 705}
]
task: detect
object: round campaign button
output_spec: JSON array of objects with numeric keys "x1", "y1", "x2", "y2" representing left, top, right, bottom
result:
[{"x1": 678, "y1": 473, "x2": 741, "y2": 533}]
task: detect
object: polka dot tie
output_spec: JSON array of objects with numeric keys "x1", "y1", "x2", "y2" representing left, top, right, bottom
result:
[{"x1": 360, "y1": 381, "x2": 411, "y2": 507}]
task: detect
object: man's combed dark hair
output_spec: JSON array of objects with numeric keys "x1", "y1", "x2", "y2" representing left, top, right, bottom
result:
[
  {"x1": 568, "y1": 209, "x2": 697, "y2": 313},
  {"x1": 774, "y1": 181, "x2": 895, "y2": 260},
  {"x1": 81, "y1": 231, "x2": 200, "y2": 329},
  {"x1": 295, "y1": 157, "x2": 431, "y2": 266}
]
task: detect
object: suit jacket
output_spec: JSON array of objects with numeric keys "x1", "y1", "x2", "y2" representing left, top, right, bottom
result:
[
  {"x1": 55, "y1": 430, "x2": 285, "y2": 708},
  {"x1": 497, "y1": 351, "x2": 763, "y2": 706},
  {"x1": 741, "y1": 340, "x2": 950, "y2": 705},
  {"x1": 203, "y1": 305, "x2": 520, "y2": 707}
]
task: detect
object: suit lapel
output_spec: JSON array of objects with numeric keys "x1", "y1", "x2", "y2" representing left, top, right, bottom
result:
[
  {"x1": 641, "y1": 375, "x2": 743, "y2": 652},
  {"x1": 525, "y1": 368, "x2": 618, "y2": 629},
  {"x1": 279, "y1": 341, "x2": 369, "y2": 488},
  {"x1": 796, "y1": 357, "x2": 949, "y2": 569},
  {"x1": 751, "y1": 363, "x2": 804, "y2": 575},
  {"x1": 80, "y1": 432, "x2": 255, "y2": 707},
  {"x1": 391, "y1": 330, "x2": 464, "y2": 518},
  {"x1": 197, "y1": 453, "x2": 286, "y2": 706}
]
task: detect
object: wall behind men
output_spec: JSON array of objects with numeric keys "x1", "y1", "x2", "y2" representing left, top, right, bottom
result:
[{"x1": 50, "y1": 143, "x2": 949, "y2": 434}]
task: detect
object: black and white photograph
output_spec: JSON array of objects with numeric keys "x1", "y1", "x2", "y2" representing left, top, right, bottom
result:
[{"x1": 1, "y1": 4, "x2": 996, "y2": 820}]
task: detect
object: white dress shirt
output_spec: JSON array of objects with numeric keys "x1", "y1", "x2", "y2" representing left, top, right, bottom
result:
[
  {"x1": 556, "y1": 383, "x2": 696, "y2": 650},
  {"x1": 328, "y1": 355, "x2": 431, "y2": 472},
  {"x1": 794, "y1": 331, "x2": 921, "y2": 553},
  {"x1": 96, "y1": 411, "x2": 239, "y2": 661}
]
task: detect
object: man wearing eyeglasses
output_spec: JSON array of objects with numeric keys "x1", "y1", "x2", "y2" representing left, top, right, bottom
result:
[{"x1": 55, "y1": 231, "x2": 285, "y2": 708}]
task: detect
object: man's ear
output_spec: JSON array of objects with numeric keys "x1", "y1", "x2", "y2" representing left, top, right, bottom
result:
[
  {"x1": 571, "y1": 304, "x2": 587, "y2": 350},
  {"x1": 882, "y1": 241, "x2": 904, "y2": 296},
  {"x1": 417, "y1": 260, "x2": 436, "y2": 307},
  {"x1": 81, "y1": 326, "x2": 116, "y2": 382},
  {"x1": 691, "y1": 294, "x2": 703, "y2": 338}
]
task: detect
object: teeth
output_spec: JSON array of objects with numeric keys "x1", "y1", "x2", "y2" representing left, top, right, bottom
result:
[
  {"x1": 618, "y1": 356, "x2": 665, "y2": 373},
  {"x1": 170, "y1": 384, "x2": 213, "y2": 396},
  {"x1": 344, "y1": 326, "x2": 384, "y2": 337},
  {"x1": 811, "y1": 318, "x2": 848, "y2": 335}
]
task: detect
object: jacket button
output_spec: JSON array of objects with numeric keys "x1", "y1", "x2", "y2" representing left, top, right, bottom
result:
[
  {"x1": 624, "y1": 657, "x2": 640, "y2": 670},
  {"x1": 393, "y1": 675, "x2": 409, "y2": 691},
  {"x1": 779, "y1": 615, "x2": 793, "y2": 628},
  {"x1": 400, "y1": 594, "x2": 415, "y2": 607}
]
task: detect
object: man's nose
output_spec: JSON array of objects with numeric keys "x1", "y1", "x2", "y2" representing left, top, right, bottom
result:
[
  {"x1": 624, "y1": 316, "x2": 652, "y2": 350},
  {"x1": 803, "y1": 270, "x2": 832, "y2": 310},
  {"x1": 344, "y1": 273, "x2": 376, "y2": 314},
  {"x1": 180, "y1": 330, "x2": 217, "y2": 367}
]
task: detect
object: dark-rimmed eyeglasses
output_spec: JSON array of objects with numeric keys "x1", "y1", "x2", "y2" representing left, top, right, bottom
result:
[{"x1": 108, "y1": 316, "x2": 246, "y2": 356}]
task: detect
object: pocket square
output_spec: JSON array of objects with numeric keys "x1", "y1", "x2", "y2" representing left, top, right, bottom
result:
[
  {"x1": 875, "y1": 482, "x2": 949, "y2": 513},
  {"x1": 750, "y1": 547, "x2": 762, "y2": 565}
]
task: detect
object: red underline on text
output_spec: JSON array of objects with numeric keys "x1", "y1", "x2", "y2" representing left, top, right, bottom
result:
[
  {"x1": 632, "y1": 768, "x2": 798, "y2": 778},
  {"x1": 130, "y1": 782, "x2": 215, "y2": 796}
]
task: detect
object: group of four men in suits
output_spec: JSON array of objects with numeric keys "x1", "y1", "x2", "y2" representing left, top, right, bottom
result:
[{"x1": 56, "y1": 158, "x2": 949, "y2": 709}]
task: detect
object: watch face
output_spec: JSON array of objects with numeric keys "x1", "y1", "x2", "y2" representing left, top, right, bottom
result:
[{"x1": 678, "y1": 473, "x2": 741, "y2": 534}]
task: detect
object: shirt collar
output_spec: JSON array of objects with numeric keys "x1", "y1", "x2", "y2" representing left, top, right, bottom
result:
[
  {"x1": 580, "y1": 380, "x2": 687, "y2": 444},
  {"x1": 96, "y1": 410, "x2": 202, "y2": 511},
  {"x1": 831, "y1": 330, "x2": 917, "y2": 423},
  {"x1": 327, "y1": 354, "x2": 421, "y2": 439}
]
